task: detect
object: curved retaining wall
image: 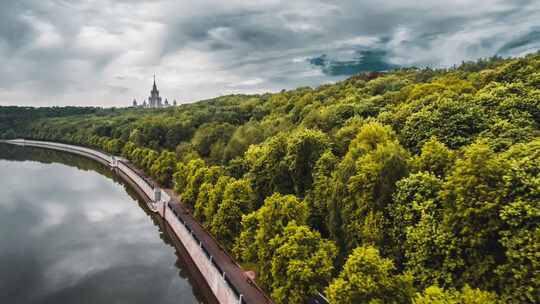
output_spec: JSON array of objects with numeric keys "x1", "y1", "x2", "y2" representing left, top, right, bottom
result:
[
  {"x1": 6, "y1": 139, "x2": 245, "y2": 304},
  {"x1": 9, "y1": 139, "x2": 113, "y2": 165},
  {"x1": 163, "y1": 202, "x2": 239, "y2": 302}
]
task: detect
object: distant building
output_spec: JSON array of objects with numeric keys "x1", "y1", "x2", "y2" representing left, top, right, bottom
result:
[
  {"x1": 173, "y1": 99, "x2": 177, "y2": 106},
  {"x1": 131, "y1": 75, "x2": 178, "y2": 108},
  {"x1": 148, "y1": 75, "x2": 162, "y2": 107}
]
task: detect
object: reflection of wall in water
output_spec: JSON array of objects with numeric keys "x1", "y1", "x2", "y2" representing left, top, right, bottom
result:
[
  {"x1": 0, "y1": 142, "x2": 216, "y2": 304},
  {"x1": 0, "y1": 143, "x2": 144, "y2": 205}
]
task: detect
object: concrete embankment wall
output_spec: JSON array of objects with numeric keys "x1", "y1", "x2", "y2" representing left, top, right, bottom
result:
[
  {"x1": 161, "y1": 202, "x2": 239, "y2": 303},
  {"x1": 9, "y1": 139, "x2": 113, "y2": 166},
  {"x1": 7, "y1": 139, "x2": 243, "y2": 304}
]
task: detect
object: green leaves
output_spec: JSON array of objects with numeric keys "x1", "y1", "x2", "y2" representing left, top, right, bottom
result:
[
  {"x1": 149, "y1": 150, "x2": 176, "y2": 186},
  {"x1": 330, "y1": 121, "x2": 410, "y2": 252},
  {"x1": 191, "y1": 122, "x2": 235, "y2": 161},
  {"x1": 210, "y1": 179, "x2": 256, "y2": 249},
  {"x1": 245, "y1": 129, "x2": 329, "y2": 199},
  {"x1": 326, "y1": 245, "x2": 414, "y2": 304},
  {"x1": 285, "y1": 129, "x2": 330, "y2": 196},
  {"x1": 269, "y1": 223, "x2": 337, "y2": 304},
  {"x1": 494, "y1": 140, "x2": 540, "y2": 303},
  {"x1": 233, "y1": 193, "x2": 309, "y2": 288},
  {"x1": 401, "y1": 97, "x2": 488, "y2": 151},
  {"x1": 413, "y1": 285, "x2": 500, "y2": 304},
  {"x1": 413, "y1": 137, "x2": 455, "y2": 177},
  {"x1": 7, "y1": 51, "x2": 540, "y2": 304}
]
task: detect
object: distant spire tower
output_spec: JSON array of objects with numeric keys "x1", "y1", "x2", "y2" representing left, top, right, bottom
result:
[
  {"x1": 148, "y1": 73, "x2": 162, "y2": 107},
  {"x1": 130, "y1": 73, "x2": 176, "y2": 108}
]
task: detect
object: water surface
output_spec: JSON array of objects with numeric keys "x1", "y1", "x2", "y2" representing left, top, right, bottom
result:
[{"x1": 0, "y1": 143, "x2": 205, "y2": 304}]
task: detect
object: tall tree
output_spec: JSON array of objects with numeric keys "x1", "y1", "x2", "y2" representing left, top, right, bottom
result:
[
  {"x1": 326, "y1": 245, "x2": 414, "y2": 304},
  {"x1": 211, "y1": 179, "x2": 256, "y2": 249},
  {"x1": 150, "y1": 150, "x2": 177, "y2": 186},
  {"x1": 439, "y1": 141, "x2": 507, "y2": 290},
  {"x1": 268, "y1": 223, "x2": 337, "y2": 304},
  {"x1": 284, "y1": 128, "x2": 329, "y2": 196},
  {"x1": 413, "y1": 285, "x2": 500, "y2": 304},
  {"x1": 303, "y1": 149, "x2": 338, "y2": 236},
  {"x1": 233, "y1": 193, "x2": 309, "y2": 287}
]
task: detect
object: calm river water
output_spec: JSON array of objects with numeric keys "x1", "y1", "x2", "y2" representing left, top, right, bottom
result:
[{"x1": 0, "y1": 143, "x2": 207, "y2": 304}]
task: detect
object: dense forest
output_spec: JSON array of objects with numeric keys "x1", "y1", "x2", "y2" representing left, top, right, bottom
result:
[{"x1": 1, "y1": 51, "x2": 539, "y2": 304}]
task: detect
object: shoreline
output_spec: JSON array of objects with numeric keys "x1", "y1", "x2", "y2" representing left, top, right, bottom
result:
[{"x1": 5, "y1": 139, "x2": 272, "y2": 304}]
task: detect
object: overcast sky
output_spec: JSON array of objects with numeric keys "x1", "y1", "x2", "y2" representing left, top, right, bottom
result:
[{"x1": 0, "y1": 0, "x2": 539, "y2": 107}]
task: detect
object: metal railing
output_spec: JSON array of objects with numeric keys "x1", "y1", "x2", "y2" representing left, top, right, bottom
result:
[
  {"x1": 167, "y1": 202, "x2": 245, "y2": 304},
  {"x1": 116, "y1": 160, "x2": 155, "y2": 200},
  {"x1": 11, "y1": 139, "x2": 113, "y2": 164},
  {"x1": 11, "y1": 139, "x2": 251, "y2": 304}
]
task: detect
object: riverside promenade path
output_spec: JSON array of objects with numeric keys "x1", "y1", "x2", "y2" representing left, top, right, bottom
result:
[
  {"x1": 117, "y1": 159, "x2": 272, "y2": 303},
  {"x1": 164, "y1": 189, "x2": 273, "y2": 304},
  {"x1": 5, "y1": 139, "x2": 273, "y2": 304}
]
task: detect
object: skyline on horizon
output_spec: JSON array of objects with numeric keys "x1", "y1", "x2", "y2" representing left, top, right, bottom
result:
[{"x1": 0, "y1": 0, "x2": 539, "y2": 107}]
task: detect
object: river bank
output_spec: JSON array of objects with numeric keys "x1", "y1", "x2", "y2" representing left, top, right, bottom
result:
[
  {"x1": 5, "y1": 139, "x2": 272, "y2": 304},
  {"x1": 0, "y1": 142, "x2": 204, "y2": 304}
]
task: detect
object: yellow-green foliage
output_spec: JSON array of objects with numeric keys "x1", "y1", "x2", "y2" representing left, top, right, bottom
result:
[
  {"x1": 3, "y1": 51, "x2": 540, "y2": 304},
  {"x1": 413, "y1": 285, "x2": 500, "y2": 304},
  {"x1": 326, "y1": 245, "x2": 414, "y2": 304}
]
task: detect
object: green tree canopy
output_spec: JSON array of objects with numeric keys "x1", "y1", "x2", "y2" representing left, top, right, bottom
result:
[
  {"x1": 413, "y1": 285, "x2": 500, "y2": 304},
  {"x1": 326, "y1": 245, "x2": 414, "y2": 304},
  {"x1": 268, "y1": 223, "x2": 337, "y2": 304},
  {"x1": 210, "y1": 178, "x2": 256, "y2": 249},
  {"x1": 233, "y1": 193, "x2": 309, "y2": 287}
]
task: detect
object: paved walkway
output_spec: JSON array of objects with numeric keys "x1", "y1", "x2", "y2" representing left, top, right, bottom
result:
[
  {"x1": 164, "y1": 189, "x2": 273, "y2": 304},
  {"x1": 8, "y1": 139, "x2": 274, "y2": 304},
  {"x1": 119, "y1": 161, "x2": 273, "y2": 303}
]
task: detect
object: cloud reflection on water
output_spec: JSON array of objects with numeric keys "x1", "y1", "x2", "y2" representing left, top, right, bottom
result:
[{"x1": 0, "y1": 155, "x2": 201, "y2": 304}]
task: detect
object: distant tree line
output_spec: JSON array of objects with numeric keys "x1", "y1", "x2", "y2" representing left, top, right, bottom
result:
[
  {"x1": 0, "y1": 106, "x2": 101, "y2": 140},
  {"x1": 2, "y1": 52, "x2": 539, "y2": 303}
]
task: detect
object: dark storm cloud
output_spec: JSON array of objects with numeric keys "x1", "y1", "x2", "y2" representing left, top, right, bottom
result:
[
  {"x1": 0, "y1": 2, "x2": 35, "y2": 51},
  {"x1": 498, "y1": 29, "x2": 540, "y2": 55},
  {"x1": 309, "y1": 50, "x2": 399, "y2": 76},
  {"x1": 0, "y1": 0, "x2": 539, "y2": 106},
  {"x1": 162, "y1": 7, "x2": 324, "y2": 56}
]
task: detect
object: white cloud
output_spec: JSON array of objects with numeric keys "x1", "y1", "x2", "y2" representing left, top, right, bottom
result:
[
  {"x1": 24, "y1": 16, "x2": 63, "y2": 49},
  {"x1": 0, "y1": 0, "x2": 538, "y2": 106}
]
